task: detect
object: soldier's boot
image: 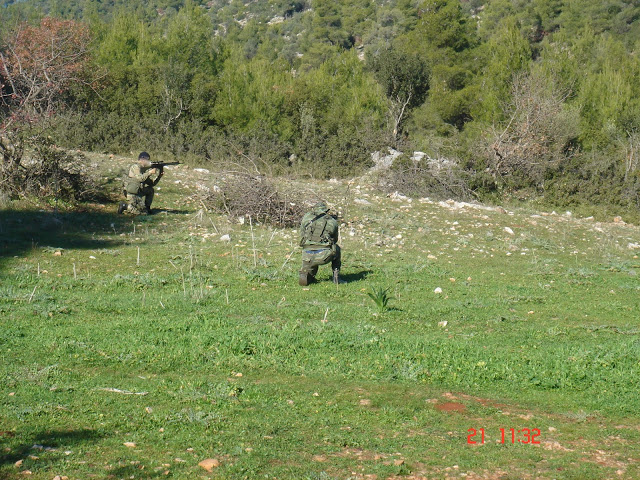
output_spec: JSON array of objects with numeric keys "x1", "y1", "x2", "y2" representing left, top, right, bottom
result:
[
  {"x1": 118, "y1": 202, "x2": 127, "y2": 214},
  {"x1": 332, "y1": 268, "x2": 341, "y2": 285},
  {"x1": 299, "y1": 271, "x2": 316, "y2": 286}
]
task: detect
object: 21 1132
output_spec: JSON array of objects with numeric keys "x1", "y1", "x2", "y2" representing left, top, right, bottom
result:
[{"x1": 467, "y1": 428, "x2": 542, "y2": 444}]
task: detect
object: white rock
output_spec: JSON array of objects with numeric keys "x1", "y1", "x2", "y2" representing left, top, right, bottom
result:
[
  {"x1": 220, "y1": 234, "x2": 231, "y2": 242},
  {"x1": 434, "y1": 287, "x2": 443, "y2": 294},
  {"x1": 504, "y1": 227, "x2": 514, "y2": 235},
  {"x1": 193, "y1": 168, "x2": 210, "y2": 173}
]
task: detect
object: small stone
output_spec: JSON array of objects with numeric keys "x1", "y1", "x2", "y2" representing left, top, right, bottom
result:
[{"x1": 198, "y1": 458, "x2": 220, "y2": 471}]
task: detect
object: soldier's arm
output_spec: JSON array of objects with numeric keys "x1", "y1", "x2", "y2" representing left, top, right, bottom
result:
[
  {"x1": 299, "y1": 214, "x2": 311, "y2": 246},
  {"x1": 129, "y1": 165, "x2": 154, "y2": 183},
  {"x1": 151, "y1": 169, "x2": 164, "y2": 186},
  {"x1": 329, "y1": 218, "x2": 339, "y2": 244}
]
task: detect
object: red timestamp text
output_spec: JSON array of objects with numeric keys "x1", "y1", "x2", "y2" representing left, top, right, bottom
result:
[{"x1": 467, "y1": 428, "x2": 542, "y2": 445}]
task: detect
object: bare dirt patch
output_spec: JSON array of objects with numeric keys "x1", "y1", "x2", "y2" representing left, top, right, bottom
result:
[{"x1": 434, "y1": 402, "x2": 466, "y2": 413}]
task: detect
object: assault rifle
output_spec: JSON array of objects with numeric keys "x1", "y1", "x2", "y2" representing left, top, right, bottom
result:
[{"x1": 148, "y1": 161, "x2": 181, "y2": 172}]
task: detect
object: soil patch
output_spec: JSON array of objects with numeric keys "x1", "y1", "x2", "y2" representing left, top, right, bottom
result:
[{"x1": 434, "y1": 402, "x2": 466, "y2": 412}]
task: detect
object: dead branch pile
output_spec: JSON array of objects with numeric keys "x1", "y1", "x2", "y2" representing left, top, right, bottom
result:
[
  {"x1": 199, "y1": 173, "x2": 304, "y2": 228},
  {"x1": 379, "y1": 154, "x2": 473, "y2": 201},
  {"x1": 1, "y1": 146, "x2": 101, "y2": 202}
]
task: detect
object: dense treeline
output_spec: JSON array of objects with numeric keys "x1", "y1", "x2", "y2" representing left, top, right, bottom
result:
[{"x1": 2, "y1": 0, "x2": 640, "y2": 213}]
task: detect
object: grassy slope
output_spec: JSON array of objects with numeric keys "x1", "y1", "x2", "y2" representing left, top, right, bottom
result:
[{"x1": 1, "y1": 154, "x2": 639, "y2": 479}]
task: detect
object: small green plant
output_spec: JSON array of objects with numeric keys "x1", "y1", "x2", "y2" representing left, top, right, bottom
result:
[{"x1": 367, "y1": 286, "x2": 393, "y2": 313}]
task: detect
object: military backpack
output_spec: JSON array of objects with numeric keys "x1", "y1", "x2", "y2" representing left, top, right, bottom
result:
[{"x1": 301, "y1": 214, "x2": 333, "y2": 246}]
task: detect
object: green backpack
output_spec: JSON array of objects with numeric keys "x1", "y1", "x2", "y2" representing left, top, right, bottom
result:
[{"x1": 301, "y1": 214, "x2": 332, "y2": 246}]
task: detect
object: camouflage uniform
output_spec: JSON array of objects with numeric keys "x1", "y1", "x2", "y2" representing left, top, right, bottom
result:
[
  {"x1": 299, "y1": 202, "x2": 341, "y2": 285},
  {"x1": 120, "y1": 153, "x2": 163, "y2": 215}
]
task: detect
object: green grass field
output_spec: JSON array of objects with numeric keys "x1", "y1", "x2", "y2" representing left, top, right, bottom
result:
[{"x1": 1, "y1": 156, "x2": 640, "y2": 479}]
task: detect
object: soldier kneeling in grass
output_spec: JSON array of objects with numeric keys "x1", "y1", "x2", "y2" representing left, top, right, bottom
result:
[
  {"x1": 298, "y1": 201, "x2": 342, "y2": 286},
  {"x1": 118, "y1": 151, "x2": 163, "y2": 215}
]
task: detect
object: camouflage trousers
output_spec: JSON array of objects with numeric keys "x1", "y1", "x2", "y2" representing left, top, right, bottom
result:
[
  {"x1": 126, "y1": 187, "x2": 154, "y2": 215},
  {"x1": 300, "y1": 245, "x2": 341, "y2": 276}
]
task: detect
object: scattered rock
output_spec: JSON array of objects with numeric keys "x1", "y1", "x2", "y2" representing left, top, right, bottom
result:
[
  {"x1": 198, "y1": 458, "x2": 220, "y2": 471},
  {"x1": 370, "y1": 148, "x2": 402, "y2": 172},
  {"x1": 220, "y1": 234, "x2": 231, "y2": 242},
  {"x1": 388, "y1": 191, "x2": 410, "y2": 202}
]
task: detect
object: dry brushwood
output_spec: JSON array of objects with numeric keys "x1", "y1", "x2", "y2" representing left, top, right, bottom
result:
[
  {"x1": 0, "y1": 146, "x2": 102, "y2": 202},
  {"x1": 199, "y1": 173, "x2": 304, "y2": 228},
  {"x1": 379, "y1": 154, "x2": 474, "y2": 201}
]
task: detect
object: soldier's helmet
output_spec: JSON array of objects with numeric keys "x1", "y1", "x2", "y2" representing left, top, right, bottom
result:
[
  {"x1": 313, "y1": 201, "x2": 330, "y2": 214},
  {"x1": 138, "y1": 151, "x2": 151, "y2": 160}
]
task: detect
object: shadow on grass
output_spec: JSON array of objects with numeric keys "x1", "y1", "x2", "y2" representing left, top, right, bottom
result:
[
  {"x1": 150, "y1": 208, "x2": 192, "y2": 215},
  {"x1": 0, "y1": 208, "x2": 131, "y2": 268},
  {"x1": 0, "y1": 428, "x2": 103, "y2": 473},
  {"x1": 0, "y1": 428, "x2": 189, "y2": 478},
  {"x1": 341, "y1": 269, "x2": 373, "y2": 283}
]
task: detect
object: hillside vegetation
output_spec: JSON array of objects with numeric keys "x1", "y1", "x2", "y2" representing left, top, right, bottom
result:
[
  {"x1": 2, "y1": 0, "x2": 640, "y2": 214},
  {"x1": 1, "y1": 156, "x2": 640, "y2": 479}
]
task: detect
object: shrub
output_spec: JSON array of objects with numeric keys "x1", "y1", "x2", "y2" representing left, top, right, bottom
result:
[
  {"x1": 378, "y1": 152, "x2": 473, "y2": 200},
  {"x1": 0, "y1": 144, "x2": 102, "y2": 203},
  {"x1": 199, "y1": 172, "x2": 304, "y2": 228}
]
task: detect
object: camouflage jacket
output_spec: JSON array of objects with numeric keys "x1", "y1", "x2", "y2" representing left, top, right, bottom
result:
[
  {"x1": 299, "y1": 205, "x2": 339, "y2": 248},
  {"x1": 124, "y1": 164, "x2": 161, "y2": 194}
]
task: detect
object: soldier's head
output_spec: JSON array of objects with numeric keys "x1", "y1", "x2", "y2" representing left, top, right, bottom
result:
[
  {"x1": 138, "y1": 151, "x2": 151, "y2": 168},
  {"x1": 313, "y1": 201, "x2": 330, "y2": 214}
]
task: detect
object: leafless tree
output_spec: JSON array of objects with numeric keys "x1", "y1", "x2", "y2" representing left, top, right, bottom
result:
[{"x1": 487, "y1": 71, "x2": 578, "y2": 189}]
